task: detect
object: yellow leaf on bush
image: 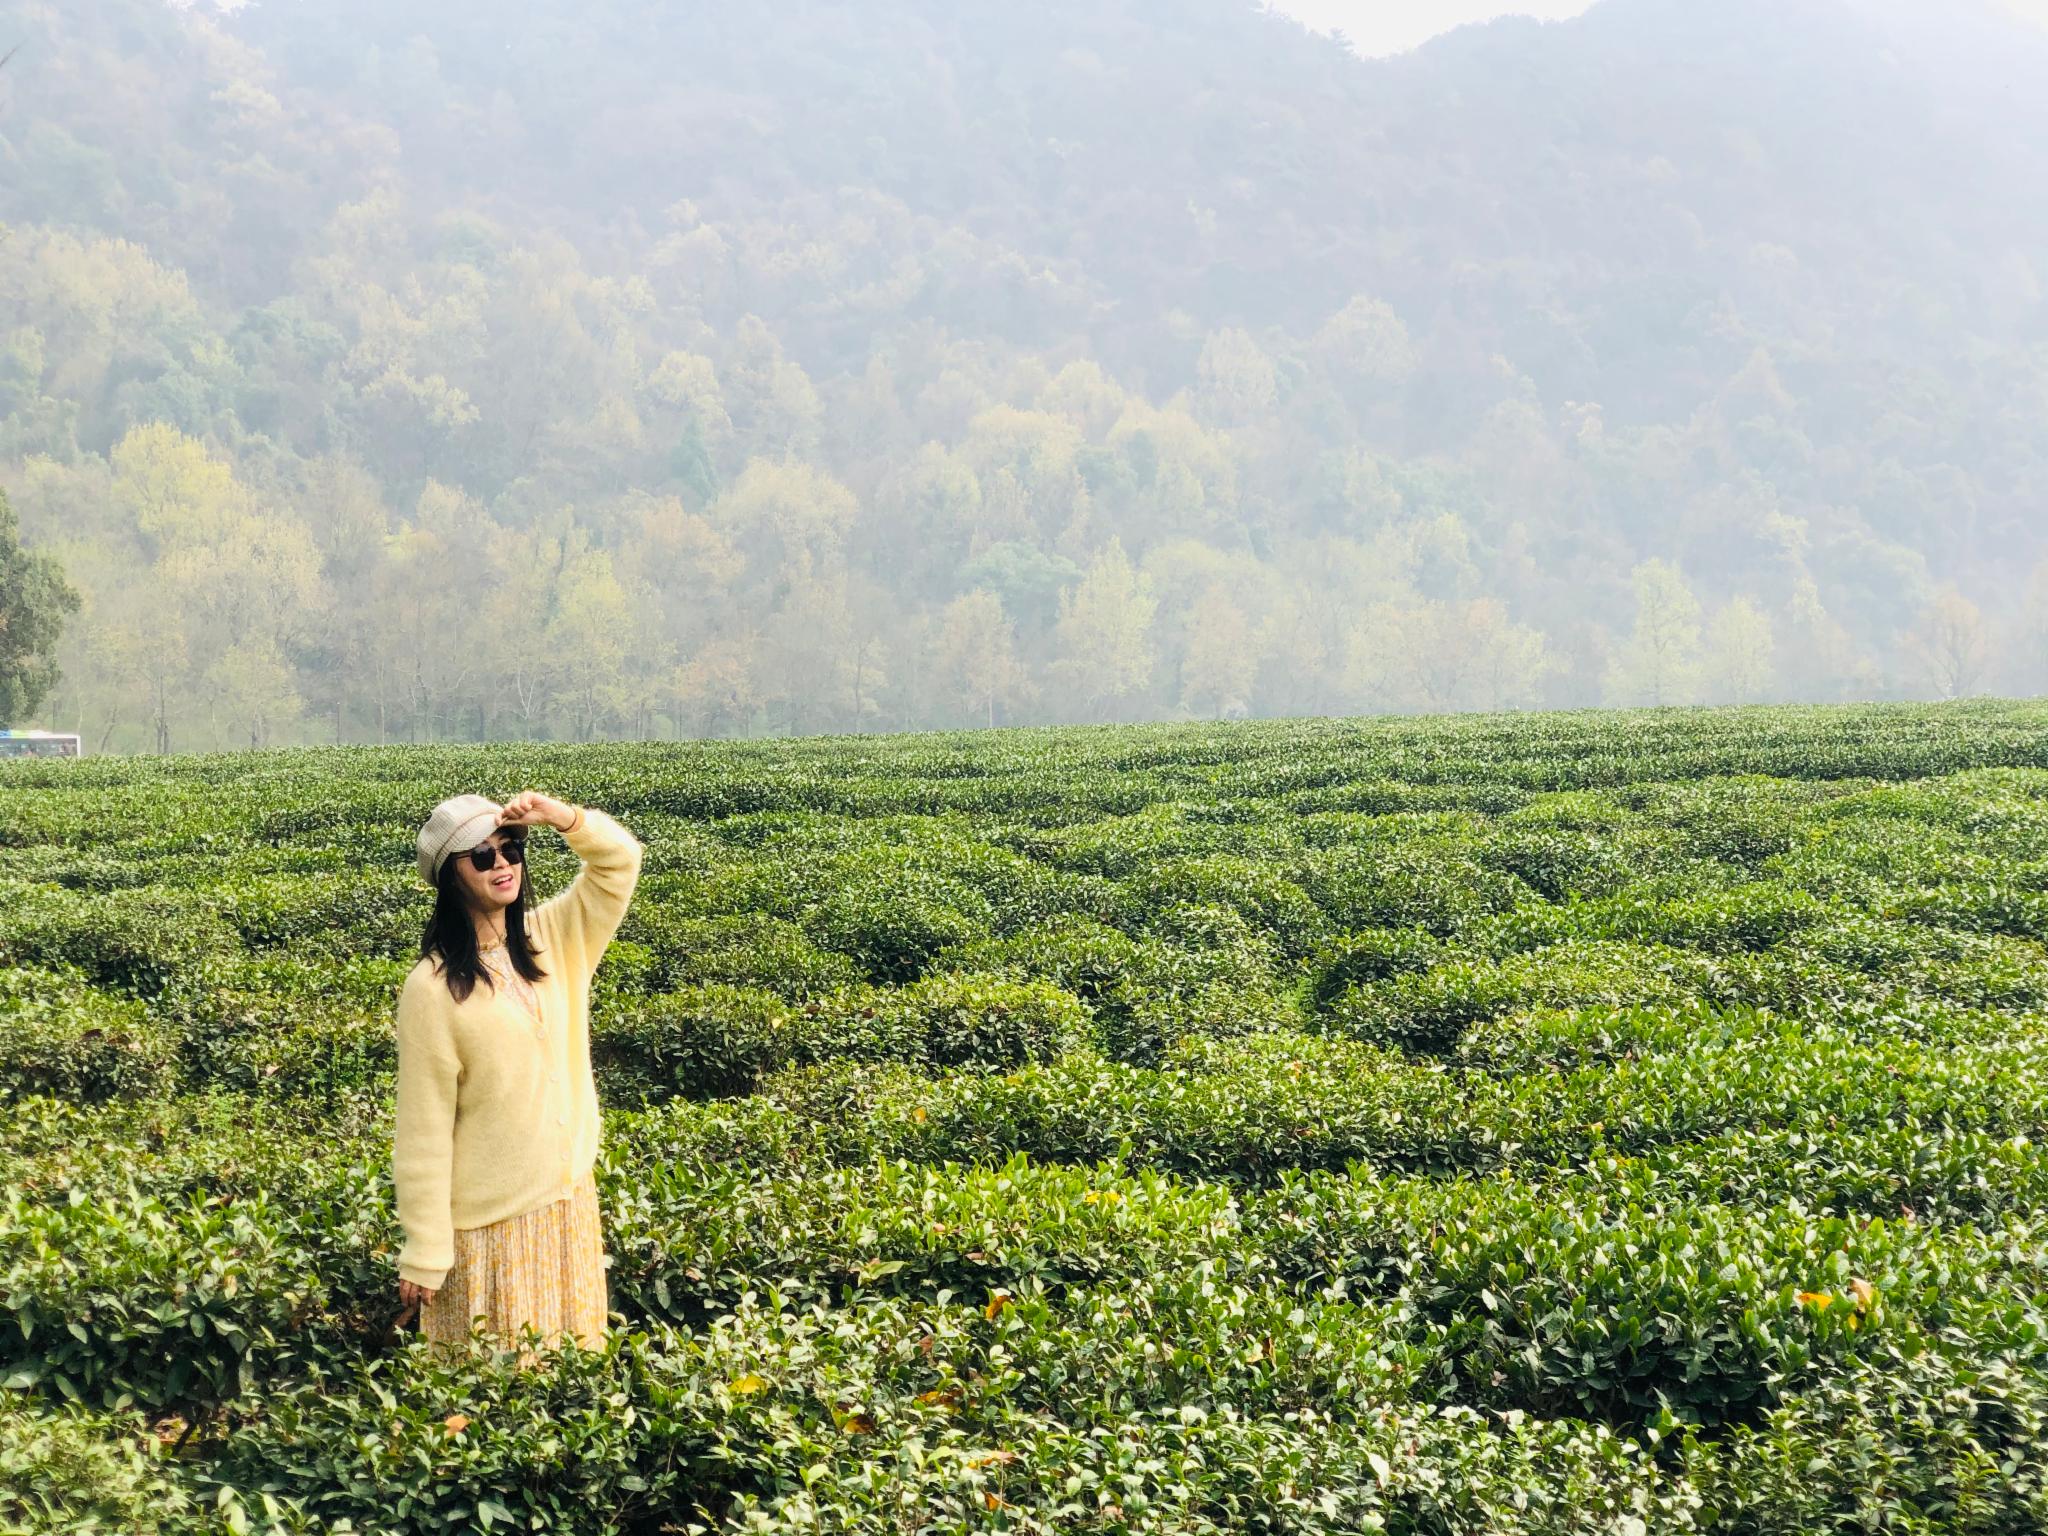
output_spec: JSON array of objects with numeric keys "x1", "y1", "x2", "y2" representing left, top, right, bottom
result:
[
  {"x1": 968, "y1": 1450, "x2": 1018, "y2": 1468},
  {"x1": 911, "y1": 1106, "x2": 928, "y2": 1124},
  {"x1": 1796, "y1": 1291, "x2": 1833, "y2": 1308},
  {"x1": 729, "y1": 1374, "x2": 769, "y2": 1396},
  {"x1": 841, "y1": 1411, "x2": 877, "y2": 1434},
  {"x1": 442, "y1": 1414, "x2": 470, "y2": 1436},
  {"x1": 985, "y1": 1290, "x2": 1013, "y2": 1319},
  {"x1": 1848, "y1": 1277, "x2": 1876, "y2": 1312}
]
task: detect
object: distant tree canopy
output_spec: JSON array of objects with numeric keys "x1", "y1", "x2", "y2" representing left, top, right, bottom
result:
[
  {"x1": 1, "y1": 0, "x2": 2046, "y2": 747},
  {"x1": 0, "y1": 486, "x2": 79, "y2": 726}
]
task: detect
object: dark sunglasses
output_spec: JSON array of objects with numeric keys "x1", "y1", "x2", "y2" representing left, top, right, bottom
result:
[{"x1": 460, "y1": 835, "x2": 526, "y2": 873}]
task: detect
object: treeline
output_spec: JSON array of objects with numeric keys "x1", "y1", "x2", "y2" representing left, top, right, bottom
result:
[{"x1": 2, "y1": 0, "x2": 2046, "y2": 747}]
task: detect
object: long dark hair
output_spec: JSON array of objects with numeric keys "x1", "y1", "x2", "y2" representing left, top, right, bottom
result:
[{"x1": 422, "y1": 838, "x2": 548, "y2": 1003}]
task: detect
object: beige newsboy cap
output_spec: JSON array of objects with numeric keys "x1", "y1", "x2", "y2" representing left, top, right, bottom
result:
[{"x1": 417, "y1": 793, "x2": 504, "y2": 885}]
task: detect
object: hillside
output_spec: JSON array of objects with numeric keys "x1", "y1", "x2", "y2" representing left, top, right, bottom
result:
[{"x1": 2, "y1": 0, "x2": 2046, "y2": 746}]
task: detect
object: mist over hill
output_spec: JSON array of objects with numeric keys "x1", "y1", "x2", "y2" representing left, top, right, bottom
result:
[{"x1": 2, "y1": 0, "x2": 2045, "y2": 747}]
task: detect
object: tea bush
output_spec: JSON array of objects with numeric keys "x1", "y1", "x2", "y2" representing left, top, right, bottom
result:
[
  {"x1": 1110, "y1": 855, "x2": 1331, "y2": 958},
  {"x1": 868, "y1": 970, "x2": 1091, "y2": 1071},
  {"x1": 0, "y1": 1401, "x2": 198, "y2": 1535},
  {"x1": 6, "y1": 701, "x2": 2048, "y2": 1531},
  {"x1": 1305, "y1": 925, "x2": 1445, "y2": 1010},
  {"x1": 618, "y1": 912, "x2": 857, "y2": 997},
  {"x1": 594, "y1": 983, "x2": 800, "y2": 1102},
  {"x1": 0, "y1": 885, "x2": 237, "y2": 997},
  {"x1": 0, "y1": 967, "x2": 176, "y2": 1103},
  {"x1": 800, "y1": 866, "x2": 994, "y2": 982}
]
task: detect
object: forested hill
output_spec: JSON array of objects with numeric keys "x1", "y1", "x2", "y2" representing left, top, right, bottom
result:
[{"x1": 3, "y1": 0, "x2": 2047, "y2": 749}]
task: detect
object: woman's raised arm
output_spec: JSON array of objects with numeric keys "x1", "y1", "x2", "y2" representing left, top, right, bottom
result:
[{"x1": 541, "y1": 805, "x2": 644, "y2": 958}]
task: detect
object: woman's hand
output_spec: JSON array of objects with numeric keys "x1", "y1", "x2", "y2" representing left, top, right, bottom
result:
[
  {"x1": 498, "y1": 790, "x2": 578, "y2": 832},
  {"x1": 397, "y1": 1277, "x2": 437, "y2": 1317}
]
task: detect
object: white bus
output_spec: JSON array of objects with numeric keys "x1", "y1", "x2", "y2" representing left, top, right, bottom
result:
[{"x1": 0, "y1": 729, "x2": 81, "y2": 759}]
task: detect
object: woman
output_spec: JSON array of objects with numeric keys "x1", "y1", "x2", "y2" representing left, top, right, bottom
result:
[{"x1": 392, "y1": 788, "x2": 643, "y2": 1357}]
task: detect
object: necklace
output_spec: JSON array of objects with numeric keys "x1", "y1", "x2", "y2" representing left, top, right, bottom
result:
[{"x1": 478, "y1": 940, "x2": 542, "y2": 1026}]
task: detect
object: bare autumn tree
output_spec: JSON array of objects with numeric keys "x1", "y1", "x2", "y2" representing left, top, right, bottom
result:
[
  {"x1": 1603, "y1": 560, "x2": 1704, "y2": 708},
  {"x1": 1901, "y1": 586, "x2": 1989, "y2": 700}
]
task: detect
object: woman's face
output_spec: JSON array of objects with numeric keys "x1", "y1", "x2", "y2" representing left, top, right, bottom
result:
[{"x1": 452, "y1": 828, "x2": 525, "y2": 914}]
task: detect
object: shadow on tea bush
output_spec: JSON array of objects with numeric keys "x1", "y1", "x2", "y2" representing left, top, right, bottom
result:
[
  {"x1": 802, "y1": 868, "x2": 994, "y2": 982},
  {"x1": 0, "y1": 968, "x2": 177, "y2": 1103},
  {"x1": 0, "y1": 1402, "x2": 195, "y2": 1535},
  {"x1": 778, "y1": 972, "x2": 1092, "y2": 1075},
  {"x1": 625, "y1": 911, "x2": 859, "y2": 997},
  {"x1": 1014, "y1": 802, "x2": 1257, "y2": 878},
  {"x1": 936, "y1": 914, "x2": 1147, "y2": 1007},
  {"x1": 13, "y1": 852, "x2": 161, "y2": 893},
  {"x1": 587, "y1": 940, "x2": 663, "y2": 1019},
  {"x1": 1306, "y1": 928, "x2": 1444, "y2": 1013},
  {"x1": 872, "y1": 828, "x2": 1112, "y2": 933},
  {"x1": 1136, "y1": 898, "x2": 1273, "y2": 955},
  {"x1": 1891, "y1": 881, "x2": 2048, "y2": 942},
  {"x1": 1689, "y1": 1346, "x2": 2048, "y2": 1534},
  {"x1": 1109, "y1": 855, "x2": 1330, "y2": 959},
  {"x1": 755, "y1": 1060, "x2": 923, "y2": 1164},
  {"x1": 1326, "y1": 941, "x2": 1713, "y2": 1055},
  {"x1": 1579, "y1": 884, "x2": 1832, "y2": 954},
  {"x1": 217, "y1": 871, "x2": 425, "y2": 960},
  {"x1": 1104, "y1": 979, "x2": 1305, "y2": 1068},
  {"x1": 0, "y1": 886, "x2": 238, "y2": 997},
  {"x1": 874, "y1": 969, "x2": 1091, "y2": 1071},
  {"x1": 1474, "y1": 827, "x2": 1672, "y2": 901},
  {"x1": 595, "y1": 971, "x2": 1088, "y2": 1102},
  {"x1": 196, "y1": 1330, "x2": 711, "y2": 1536},
  {"x1": 1295, "y1": 845, "x2": 1531, "y2": 937},
  {"x1": 165, "y1": 958, "x2": 407, "y2": 1098},
  {"x1": 593, "y1": 983, "x2": 797, "y2": 1103}
]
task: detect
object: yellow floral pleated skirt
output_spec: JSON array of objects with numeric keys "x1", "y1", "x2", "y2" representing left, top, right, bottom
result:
[{"x1": 421, "y1": 1170, "x2": 608, "y2": 1358}]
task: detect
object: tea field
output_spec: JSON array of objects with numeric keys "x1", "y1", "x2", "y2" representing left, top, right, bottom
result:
[{"x1": 5, "y1": 702, "x2": 2048, "y2": 1534}]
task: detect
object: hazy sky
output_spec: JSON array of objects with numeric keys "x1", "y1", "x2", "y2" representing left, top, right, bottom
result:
[
  {"x1": 1271, "y1": 0, "x2": 2048, "y2": 56},
  {"x1": 1268, "y1": 0, "x2": 1592, "y2": 56}
]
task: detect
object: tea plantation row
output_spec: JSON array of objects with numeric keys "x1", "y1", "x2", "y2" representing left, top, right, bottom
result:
[{"x1": 3, "y1": 701, "x2": 2047, "y2": 1533}]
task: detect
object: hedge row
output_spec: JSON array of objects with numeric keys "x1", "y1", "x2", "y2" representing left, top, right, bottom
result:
[{"x1": 9, "y1": 707, "x2": 2048, "y2": 1532}]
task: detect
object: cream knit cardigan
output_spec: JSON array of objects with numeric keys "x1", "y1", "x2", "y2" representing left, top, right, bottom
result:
[{"x1": 392, "y1": 806, "x2": 644, "y2": 1289}]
